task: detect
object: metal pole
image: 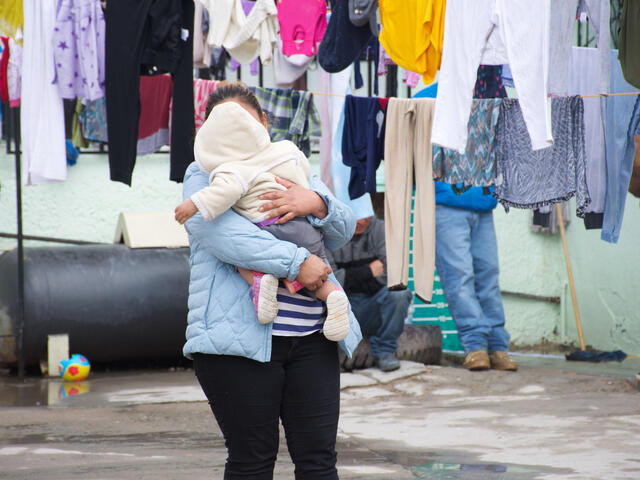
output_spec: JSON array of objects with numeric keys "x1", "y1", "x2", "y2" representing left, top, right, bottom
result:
[{"x1": 13, "y1": 106, "x2": 25, "y2": 380}]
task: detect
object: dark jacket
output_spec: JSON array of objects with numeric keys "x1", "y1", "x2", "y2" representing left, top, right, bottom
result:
[{"x1": 329, "y1": 216, "x2": 386, "y2": 296}]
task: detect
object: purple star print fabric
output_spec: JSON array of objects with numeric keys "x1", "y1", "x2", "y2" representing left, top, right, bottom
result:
[{"x1": 52, "y1": 0, "x2": 105, "y2": 100}]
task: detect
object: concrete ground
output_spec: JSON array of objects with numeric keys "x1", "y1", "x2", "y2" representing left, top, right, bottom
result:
[{"x1": 1, "y1": 355, "x2": 639, "y2": 480}]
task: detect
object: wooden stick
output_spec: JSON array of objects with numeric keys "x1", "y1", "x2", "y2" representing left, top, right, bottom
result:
[{"x1": 555, "y1": 204, "x2": 586, "y2": 351}]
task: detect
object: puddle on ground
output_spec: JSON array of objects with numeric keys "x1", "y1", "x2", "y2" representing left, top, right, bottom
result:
[{"x1": 378, "y1": 451, "x2": 572, "y2": 480}]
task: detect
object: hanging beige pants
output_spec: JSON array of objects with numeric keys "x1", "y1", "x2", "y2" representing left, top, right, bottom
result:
[{"x1": 384, "y1": 98, "x2": 436, "y2": 303}]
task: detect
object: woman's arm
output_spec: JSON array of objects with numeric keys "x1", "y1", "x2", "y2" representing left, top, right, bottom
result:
[
  {"x1": 258, "y1": 175, "x2": 356, "y2": 251},
  {"x1": 182, "y1": 165, "x2": 309, "y2": 281}
]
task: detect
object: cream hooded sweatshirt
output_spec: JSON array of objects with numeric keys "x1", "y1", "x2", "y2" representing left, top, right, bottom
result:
[{"x1": 192, "y1": 101, "x2": 311, "y2": 223}]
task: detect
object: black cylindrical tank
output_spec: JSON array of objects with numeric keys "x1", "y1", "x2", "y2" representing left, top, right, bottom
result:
[{"x1": 0, "y1": 246, "x2": 190, "y2": 366}]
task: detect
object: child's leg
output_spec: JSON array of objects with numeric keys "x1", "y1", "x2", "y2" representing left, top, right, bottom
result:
[
  {"x1": 243, "y1": 269, "x2": 279, "y2": 325},
  {"x1": 313, "y1": 279, "x2": 340, "y2": 302},
  {"x1": 316, "y1": 281, "x2": 350, "y2": 342},
  {"x1": 238, "y1": 267, "x2": 254, "y2": 285}
]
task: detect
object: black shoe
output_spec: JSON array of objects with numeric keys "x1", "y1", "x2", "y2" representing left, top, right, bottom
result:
[{"x1": 375, "y1": 353, "x2": 400, "y2": 372}]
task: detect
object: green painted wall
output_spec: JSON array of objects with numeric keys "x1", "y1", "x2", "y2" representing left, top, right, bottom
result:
[{"x1": 494, "y1": 199, "x2": 640, "y2": 355}]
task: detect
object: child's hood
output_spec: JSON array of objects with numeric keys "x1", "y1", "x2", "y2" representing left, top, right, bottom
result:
[{"x1": 194, "y1": 101, "x2": 272, "y2": 172}]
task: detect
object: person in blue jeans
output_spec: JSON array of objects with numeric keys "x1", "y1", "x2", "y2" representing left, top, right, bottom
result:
[
  {"x1": 330, "y1": 216, "x2": 414, "y2": 372},
  {"x1": 435, "y1": 181, "x2": 518, "y2": 371}
]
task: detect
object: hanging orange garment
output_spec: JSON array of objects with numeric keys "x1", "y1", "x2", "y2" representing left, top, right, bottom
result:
[
  {"x1": 379, "y1": 0, "x2": 446, "y2": 85},
  {"x1": 0, "y1": 0, "x2": 23, "y2": 38}
]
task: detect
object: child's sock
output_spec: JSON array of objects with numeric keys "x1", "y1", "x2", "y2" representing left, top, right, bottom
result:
[
  {"x1": 250, "y1": 272, "x2": 279, "y2": 324},
  {"x1": 323, "y1": 290, "x2": 350, "y2": 342}
]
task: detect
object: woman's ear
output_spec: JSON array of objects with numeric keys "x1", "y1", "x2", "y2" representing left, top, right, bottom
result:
[{"x1": 262, "y1": 112, "x2": 268, "y2": 129}]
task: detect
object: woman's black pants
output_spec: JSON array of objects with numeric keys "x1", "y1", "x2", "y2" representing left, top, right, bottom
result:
[{"x1": 193, "y1": 332, "x2": 340, "y2": 480}]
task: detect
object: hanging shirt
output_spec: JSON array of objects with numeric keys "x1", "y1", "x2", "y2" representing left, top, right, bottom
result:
[
  {"x1": 277, "y1": 0, "x2": 327, "y2": 57},
  {"x1": 203, "y1": 0, "x2": 278, "y2": 64},
  {"x1": 341, "y1": 95, "x2": 387, "y2": 200},
  {"x1": 250, "y1": 87, "x2": 322, "y2": 156},
  {"x1": 378, "y1": 0, "x2": 446, "y2": 85},
  {"x1": 52, "y1": 0, "x2": 106, "y2": 101},
  {"x1": 432, "y1": 0, "x2": 552, "y2": 155},
  {"x1": 194, "y1": 78, "x2": 220, "y2": 131},
  {"x1": 494, "y1": 97, "x2": 590, "y2": 217}
]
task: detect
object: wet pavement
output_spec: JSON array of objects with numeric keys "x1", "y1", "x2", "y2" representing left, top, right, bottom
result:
[{"x1": 0, "y1": 355, "x2": 639, "y2": 479}]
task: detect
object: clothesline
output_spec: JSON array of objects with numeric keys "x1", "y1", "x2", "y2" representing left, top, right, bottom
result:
[{"x1": 309, "y1": 91, "x2": 640, "y2": 99}]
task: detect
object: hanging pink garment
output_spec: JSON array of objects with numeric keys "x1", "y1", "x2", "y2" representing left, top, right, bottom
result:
[
  {"x1": 277, "y1": 0, "x2": 327, "y2": 57},
  {"x1": 194, "y1": 78, "x2": 220, "y2": 131}
]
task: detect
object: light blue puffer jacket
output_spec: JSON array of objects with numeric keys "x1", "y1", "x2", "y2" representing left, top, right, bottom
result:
[{"x1": 182, "y1": 162, "x2": 363, "y2": 362}]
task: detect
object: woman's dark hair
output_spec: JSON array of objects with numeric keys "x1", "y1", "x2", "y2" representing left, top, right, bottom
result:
[{"x1": 205, "y1": 82, "x2": 264, "y2": 120}]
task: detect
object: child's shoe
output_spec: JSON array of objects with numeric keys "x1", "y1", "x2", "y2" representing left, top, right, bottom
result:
[
  {"x1": 323, "y1": 290, "x2": 350, "y2": 341},
  {"x1": 250, "y1": 272, "x2": 279, "y2": 324}
]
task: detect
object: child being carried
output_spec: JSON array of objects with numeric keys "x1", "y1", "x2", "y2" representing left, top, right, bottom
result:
[{"x1": 175, "y1": 83, "x2": 350, "y2": 342}]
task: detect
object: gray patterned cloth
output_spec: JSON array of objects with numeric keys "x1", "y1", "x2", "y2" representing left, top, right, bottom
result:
[
  {"x1": 433, "y1": 98, "x2": 502, "y2": 187},
  {"x1": 494, "y1": 97, "x2": 590, "y2": 217}
]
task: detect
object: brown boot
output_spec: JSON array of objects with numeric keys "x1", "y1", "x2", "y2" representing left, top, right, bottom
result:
[
  {"x1": 489, "y1": 351, "x2": 518, "y2": 371},
  {"x1": 463, "y1": 350, "x2": 490, "y2": 371}
]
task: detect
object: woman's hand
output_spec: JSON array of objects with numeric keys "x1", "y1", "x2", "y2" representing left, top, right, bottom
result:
[
  {"x1": 297, "y1": 254, "x2": 332, "y2": 291},
  {"x1": 258, "y1": 177, "x2": 328, "y2": 224}
]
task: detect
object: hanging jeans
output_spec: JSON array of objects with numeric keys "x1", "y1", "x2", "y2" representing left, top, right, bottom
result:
[
  {"x1": 193, "y1": 332, "x2": 339, "y2": 480},
  {"x1": 602, "y1": 50, "x2": 640, "y2": 243},
  {"x1": 432, "y1": 0, "x2": 552, "y2": 154},
  {"x1": 384, "y1": 97, "x2": 436, "y2": 303},
  {"x1": 435, "y1": 205, "x2": 510, "y2": 354},
  {"x1": 105, "y1": 0, "x2": 194, "y2": 185}
]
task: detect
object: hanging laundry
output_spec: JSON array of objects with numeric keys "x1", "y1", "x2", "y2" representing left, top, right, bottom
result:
[
  {"x1": 473, "y1": 65, "x2": 507, "y2": 99},
  {"x1": 193, "y1": 0, "x2": 212, "y2": 68},
  {"x1": 137, "y1": 75, "x2": 172, "y2": 155},
  {"x1": 326, "y1": 67, "x2": 376, "y2": 220},
  {"x1": 203, "y1": 0, "x2": 278, "y2": 65},
  {"x1": 7, "y1": 37, "x2": 21, "y2": 107},
  {"x1": 568, "y1": 47, "x2": 607, "y2": 228},
  {"x1": 628, "y1": 134, "x2": 640, "y2": 198},
  {"x1": 433, "y1": 65, "x2": 506, "y2": 187},
  {"x1": 378, "y1": 0, "x2": 445, "y2": 85},
  {"x1": 348, "y1": 0, "x2": 378, "y2": 36},
  {"x1": 208, "y1": 47, "x2": 230, "y2": 80},
  {"x1": 602, "y1": 49, "x2": 640, "y2": 243},
  {"x1": 530, "y1": 202, "x2": 570, "y2": 236},
  {"x1": 194, "y1": 78, "x2": 220, "y2": 131},
  {"x1": 225, "y1": 0, "x2": 259, "y2": 74},
  {"x1": 548, "y1": 0, "x2": 610, "y2": 96},
  {"x1": 0, "y1": 37, "x2": 9, "y2": 103},
  {"x1": 79, "y1": 98, "x2": 108, "y2": 143},
  {"x1": 432, "y1": 99, "x2": 502, "y2": 187},
  {"x1": 81, "y1": 75, "x2": 174, "y2": 155},
  {"x1": 433, "y1": 0, "x2": 552, "y2": 155},
  {"x1": 384, "y1": 98, "x2": 436, "y2": 303},
  {"x1": 341, "y1": 95, "x2": 387, "y2": 200},
  {"x1": 494, "y1": 97, "x2": 590, "y2": 216},
  {"x1": 105, "y1": 0, "x2": 194, "y2": 185},
  {"x1": 278, "y1": 0, "x2": 327, "y2": 57},
  {"x1": 230, "y1": 55, "x2": 258, "y2": 77},
  {"x1": 71, "y1": 99, "x2": 89, "y2": 149},
  {"x1": 273, "y1": 47, "x2": 313, "y2": 87},
  {"x1": 0, "y1": 0, "x2": 23, "y2": 38},
  {"x1": 21, "y1": 0, "x2": 67, "y2": 185},
  {"x1": 52, "y1": 0, "x2": 105, "y2": 101},
  {"x1": 318, "y1": 0, "x2": 372, "y2": 73},
  {"x1": 617, "y1": 0, "x2": 640, "y2": 89},
  {"x1": 249, "y1": 87, "x2": 322, "y2": 157},
  {"x1": 402, "y1": 70, "x2": 421, "y2": 89}
]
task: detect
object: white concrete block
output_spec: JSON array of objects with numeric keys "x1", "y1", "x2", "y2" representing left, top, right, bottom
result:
[{"x1": 47, "y1": 334, "x2": 69, "y2": 378}]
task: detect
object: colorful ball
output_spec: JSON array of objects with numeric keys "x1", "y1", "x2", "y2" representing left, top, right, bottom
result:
[{"x1": 58, "y1": 354, "x2": 91, "y2": 381}]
